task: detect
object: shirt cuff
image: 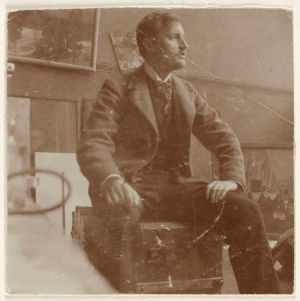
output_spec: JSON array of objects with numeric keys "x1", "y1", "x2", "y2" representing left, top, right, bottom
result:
[
  {"x1": 101, "y1": 174, "x2": 123, "y2": 192},
  {"x1": 232, "y1": 180, "x2": 246, "y2": 192}
]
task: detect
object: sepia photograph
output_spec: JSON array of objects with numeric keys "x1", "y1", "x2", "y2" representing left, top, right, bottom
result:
[{"x1": 6, "y1": 4, "x2": 294, "y2": 296}]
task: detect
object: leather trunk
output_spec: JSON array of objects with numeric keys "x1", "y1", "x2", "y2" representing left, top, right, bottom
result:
[{"x1": 71, "y1": 206, "x2": 223, "y2": 293}]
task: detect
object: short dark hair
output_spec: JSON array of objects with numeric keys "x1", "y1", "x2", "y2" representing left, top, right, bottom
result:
[{"x1": 136, "y1": 11, "x2": 180, "y2": 58}]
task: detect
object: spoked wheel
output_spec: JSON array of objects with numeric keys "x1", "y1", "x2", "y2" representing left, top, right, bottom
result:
[{"x1": 271, "y1": 229, "x2": 294, "y2": 294}]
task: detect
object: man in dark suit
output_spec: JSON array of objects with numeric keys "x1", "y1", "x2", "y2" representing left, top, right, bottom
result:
[{"x1": 77, "y1": 11, "x2": 280, "y2": 294}]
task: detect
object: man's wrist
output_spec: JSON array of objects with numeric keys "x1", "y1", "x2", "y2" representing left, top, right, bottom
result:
[{"x1": 101, "y1": 174, "x2": 124, "y2": 192}]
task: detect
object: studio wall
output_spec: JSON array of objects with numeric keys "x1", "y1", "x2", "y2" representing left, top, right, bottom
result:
[
  {"x1": 7, "y1": 7, "x2": 293, "y2": 148},
  {"x1": 98, "y1": 8, "x2": 293, "y2": 90}
]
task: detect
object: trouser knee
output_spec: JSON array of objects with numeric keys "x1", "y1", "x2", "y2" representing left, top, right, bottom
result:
[
  {"x1": 245, "y1": 199, "x2": 265, "y2": 227},
  {"x1": 223, "y1": 194, "x2": 266, "y2": 245},
  {"x1": 227, "y1": 192, "x2": 264, "y2": 225}
]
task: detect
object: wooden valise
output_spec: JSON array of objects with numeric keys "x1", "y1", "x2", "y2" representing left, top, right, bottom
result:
[{"x1": 71, "y1": 206, "x2": 224, "y2": 294}]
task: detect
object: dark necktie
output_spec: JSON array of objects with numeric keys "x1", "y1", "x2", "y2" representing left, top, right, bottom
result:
[{"x1": 153, "y1": 80, "x2": 173, "y2": 123}]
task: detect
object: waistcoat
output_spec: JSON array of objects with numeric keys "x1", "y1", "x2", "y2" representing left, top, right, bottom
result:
[{"x1": 141, "y1": 75, "x2": 184, "y2": 177}]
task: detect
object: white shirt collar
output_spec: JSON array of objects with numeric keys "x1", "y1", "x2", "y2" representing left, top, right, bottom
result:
[{"x1": 143, "y1": 63, "x2": 172, "y2": 83}]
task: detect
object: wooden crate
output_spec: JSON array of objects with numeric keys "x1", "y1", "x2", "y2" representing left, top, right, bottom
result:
[{"x1": 71, "y1": 206, "x2": 223, "y2": 294}]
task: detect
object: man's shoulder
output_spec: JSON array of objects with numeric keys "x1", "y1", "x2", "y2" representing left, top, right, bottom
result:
[
  {"x1": 172, "y1": 73, "x2": 202, "y2": 97},
  {"x1": 101, "y1": 66, "x2": 144, "y2": 92}
]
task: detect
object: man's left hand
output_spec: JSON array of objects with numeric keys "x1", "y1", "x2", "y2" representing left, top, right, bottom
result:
[{"x1": 206, "y1": 180, "x2": 238, "y2": 203}]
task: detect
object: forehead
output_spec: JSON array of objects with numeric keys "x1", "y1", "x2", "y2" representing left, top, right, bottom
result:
[{"x1": 156, "y1": 21, "x2": 185, "y2": 35}]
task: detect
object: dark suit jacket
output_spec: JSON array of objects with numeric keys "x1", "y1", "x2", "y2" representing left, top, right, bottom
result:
[{"x1": 77, "y1": 66, "x2": 246, "y2": 202}]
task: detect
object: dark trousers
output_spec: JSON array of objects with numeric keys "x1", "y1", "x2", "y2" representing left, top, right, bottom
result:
[{"x1": 124, "y1": 179, "x2": 281, "y2": 294}]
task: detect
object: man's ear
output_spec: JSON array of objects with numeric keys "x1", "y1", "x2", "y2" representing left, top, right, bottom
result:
[{"x1": 142, "y1": 37, "x2": 158, "y2": 54}]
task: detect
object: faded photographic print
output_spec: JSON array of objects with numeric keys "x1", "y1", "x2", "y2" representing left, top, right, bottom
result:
[{"x1": 6, "y1": 6, "x2": 294, "y2": 295}]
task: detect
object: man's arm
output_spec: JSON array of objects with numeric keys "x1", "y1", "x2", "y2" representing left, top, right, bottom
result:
[
  {"x1": 190, "y1": 84, "x2": 247, "y2": 201},
  {"x1": 76, "y1": 79, "x2": 123, "y2": 186},
  {"x1": 76, "y1": 79, "x2": 141, "y2": 207}
]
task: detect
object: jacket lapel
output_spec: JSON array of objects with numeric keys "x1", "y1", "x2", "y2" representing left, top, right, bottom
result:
[
  {"x1": 126, "y1": 68, "x2": 196, "y2": 134},
  {"x1": 127, "y1": 67, "x2": 159, "y2": 134},
  {"x1": 172, "y1": 74, "x2": 196, "y2": 129}
]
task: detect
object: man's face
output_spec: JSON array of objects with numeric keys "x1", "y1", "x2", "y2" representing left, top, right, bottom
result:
[{"x1": 151, "y1": 21, "x2": 188, "y2": 72}]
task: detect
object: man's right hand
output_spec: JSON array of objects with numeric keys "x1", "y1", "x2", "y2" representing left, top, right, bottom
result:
[{"x1": 102, "y1": 177, "x2": 142, "y2": 207}]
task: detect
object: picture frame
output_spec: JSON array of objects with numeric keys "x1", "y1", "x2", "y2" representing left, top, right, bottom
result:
[{"x1": 7, "y1": 9, "x2": 100, "y2": 71}]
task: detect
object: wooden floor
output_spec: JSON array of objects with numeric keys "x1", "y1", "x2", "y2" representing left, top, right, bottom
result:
[{"x1": 221, "y1": 246, "x2": 239, "y2": 294}]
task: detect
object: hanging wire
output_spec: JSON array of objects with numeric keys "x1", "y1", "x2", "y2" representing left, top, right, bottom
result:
[
  {"x1": 185, "y1": 58, "x2": 294, "y2": 127},
  {"x1": 136, "y1": 27, "x2": 294, "y2": 127}
]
